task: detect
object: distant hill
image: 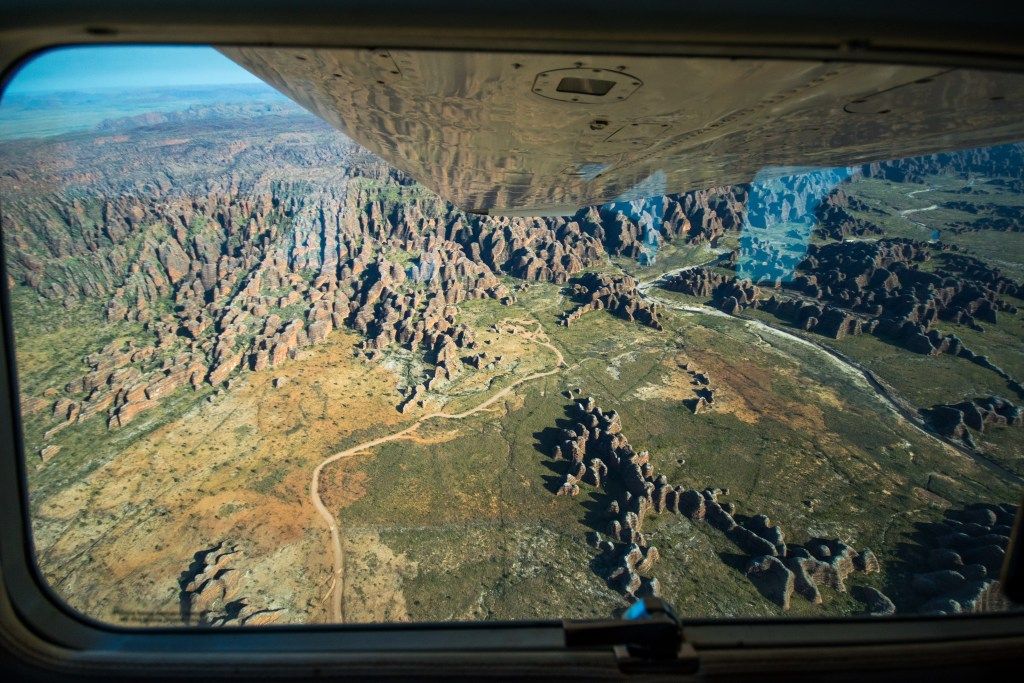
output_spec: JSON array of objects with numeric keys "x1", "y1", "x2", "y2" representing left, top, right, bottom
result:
[{"x1": 0, "y1": 83, "x2": 290, "y2": 140}]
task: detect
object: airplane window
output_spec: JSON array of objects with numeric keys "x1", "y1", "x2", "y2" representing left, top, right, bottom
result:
[{"x1": 1, "y1": 45, "x2": 1021, "y2": 629}]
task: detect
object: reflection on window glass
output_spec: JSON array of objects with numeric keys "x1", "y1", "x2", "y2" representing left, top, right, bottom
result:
[{"x1": 1, "y1": 46, "x2": 1020, "y2": 627}]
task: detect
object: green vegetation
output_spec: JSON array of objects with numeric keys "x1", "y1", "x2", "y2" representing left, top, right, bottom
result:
[
  {"x1": 338, "y1": 281, "x2": 1015, "y2": 619},
  {"x1": 348, "y1": 176, "x2": 434, "y2": 211},
  {"x1": 252, "y1": 466, "x2": 288, "y2": 497},
  {"x1": 187, "y1": 215, "x2": 210, "y2": 237},
  {"x1": 10, "y1": 287, "x2": 146, "y2": 397},
  {"x1": 845, "y1": 176, "x2": 1024, "y2": 277}
]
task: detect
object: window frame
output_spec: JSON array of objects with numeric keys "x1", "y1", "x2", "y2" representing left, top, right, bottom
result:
[{"x1": 1, "y1": 0, "x2": 1024, "y2": 670}]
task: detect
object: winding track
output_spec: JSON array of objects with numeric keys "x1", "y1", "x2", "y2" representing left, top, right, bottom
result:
[
  {"x1": 312, "y1": 264, "x2": 1022, "y2": 622},
  {"x1": 310, "y1": 321, "x2": 565, "y2": 622}
]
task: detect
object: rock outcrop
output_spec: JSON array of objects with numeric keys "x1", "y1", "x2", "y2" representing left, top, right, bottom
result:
[
  {"x1": 662, "y1": 267, "x2": 761, "y2": 316},
  {"x1": 663, "y1": 237, "x2": 1024, "y2": 403},
  {"x1": 676, "y1": 359, "x2": 716, "y2": 414},
  {"x1": 179, "y1": 541, "x2": 283, "y2": 627},
  {"x1": 544, "y1": 397, "x2": 878, "y2": 609},
  {"x1": 899, "y1": 502, "x2": 1015, "y2": 614},
  {"x1": 812, "y1": 188, "x2": 885, "y2": 241},
  {"x1": 922, "y1": 396, "x2": 1023, "y2": 449},
  {"x1": 561, "y1": 273, "x2": 662, "y2": 330}
]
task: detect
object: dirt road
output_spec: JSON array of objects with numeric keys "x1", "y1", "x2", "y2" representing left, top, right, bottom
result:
[{"x1": 310, "y1": 321, "x2": 565, "y2": 622}]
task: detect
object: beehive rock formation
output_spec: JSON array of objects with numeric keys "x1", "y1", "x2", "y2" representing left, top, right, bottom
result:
[
  {"x1": 900, "y1": 502, "x2": 1015, "y2": 615},
  {"x1": 179, "y1": 541, "x2": 283, "y2": 627},
  {"x1": 662, "y1": 237, "x2": 1024, "y2": 405},
  {"x1": 544, "y1": 397, "x2": 880, "y2": 609},
  {"x1": 923, "y1": 396, "x2": 1023, "y2": 449},
  {"x1": 561, "y1": 273, "x2": 662, "y2": 330}
]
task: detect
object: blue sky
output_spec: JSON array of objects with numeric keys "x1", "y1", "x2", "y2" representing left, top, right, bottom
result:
[{"x1": 5, "y1": 46, "x2": 262, "y2": 94}]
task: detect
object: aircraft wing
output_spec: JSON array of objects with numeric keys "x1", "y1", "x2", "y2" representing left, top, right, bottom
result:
[{"x1": 221, "y1": 48, "x2": 1024, "y2": 215}]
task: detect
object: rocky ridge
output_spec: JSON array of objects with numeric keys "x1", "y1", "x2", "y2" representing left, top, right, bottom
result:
[
  {"x1": 898, "y1": 503, "x2": 1015, "y2": 615},
  {"x1": 663, "y1": 237, "x2": 1024, "y2": 402},
  {"x1": 811, "y1": 188, "x2": 885, "y2": 241},
  {"x1": 546, "y1": 397, "x2": 881, "y2": 611},
  {"x1": 922, "y1": 396, "x2": 1023, "y2": 449},
  {"x1": 561, "y1": 272, "x2": 662, "y2": 330}
]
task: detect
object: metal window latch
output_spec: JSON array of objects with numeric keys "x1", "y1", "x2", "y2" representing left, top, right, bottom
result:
[{"x1": 562, "y1": 597, "x2": 699, "y2": 674}]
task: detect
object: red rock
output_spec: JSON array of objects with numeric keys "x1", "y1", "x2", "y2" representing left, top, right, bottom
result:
[
  {"x1": 208, "y1": 353, "x2": 242, "y2": 385},
  {"x1": 110, "y1": 398, "x2": 158, "y2": 428},
  {"x1": 307, "y1": 319, "x2": 332, "y2": 344},
  {"x1": 39, "y1": 444, "x2": 61, "y2": 462}
]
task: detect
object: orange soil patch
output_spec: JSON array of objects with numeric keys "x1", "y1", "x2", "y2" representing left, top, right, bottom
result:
[
  {"x1": 699, "y1": 348, "x2": 829, "y2": 432},
  {"x1": 319, "y1": 464, "x2": 369, "y2": 512},
  {"x1": 33, "y1": 331, "x2": 409, "y2": 625}
]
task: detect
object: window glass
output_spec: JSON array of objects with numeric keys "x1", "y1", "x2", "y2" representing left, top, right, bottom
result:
[{"x1": 1, "y1": 46, "x2": 1020, "y2": 627}]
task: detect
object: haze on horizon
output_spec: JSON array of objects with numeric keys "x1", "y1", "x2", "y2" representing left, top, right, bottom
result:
[
  {"x1": 4, "y1": 45, "x2": 261, "y2": 95},
  {"x1": 0, "y1": 46, "x2": 282, "y2": 141}
]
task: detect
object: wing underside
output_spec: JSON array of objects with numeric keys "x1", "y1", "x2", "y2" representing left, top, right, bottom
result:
[{"x1": 221, "y1": 47, "x2": 1024, "y2": 214}]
